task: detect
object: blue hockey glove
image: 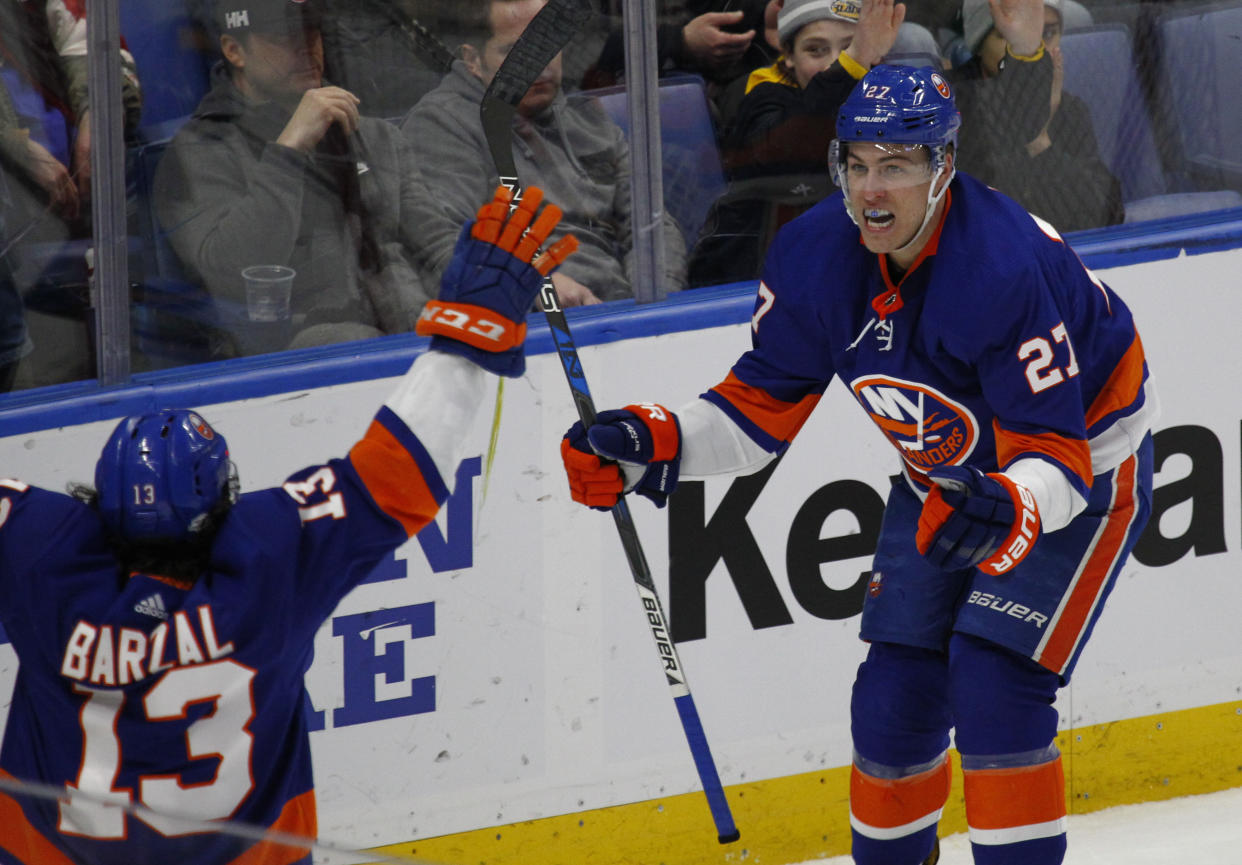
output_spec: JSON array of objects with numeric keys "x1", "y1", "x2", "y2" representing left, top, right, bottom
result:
[
  {"x1": 416, "y1": 186, "x2": 577, "y2": 376},
  {"x1": 560, "y1": 403, "x2": 681, "y2": 510},
  {"x1": 916, "y1": 465, "x2": 1041, "y2": 574}
]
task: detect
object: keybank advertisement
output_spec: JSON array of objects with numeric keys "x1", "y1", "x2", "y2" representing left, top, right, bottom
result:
[{"x1": 0, "y1": 248, "x2": 1238, "y2": 849}]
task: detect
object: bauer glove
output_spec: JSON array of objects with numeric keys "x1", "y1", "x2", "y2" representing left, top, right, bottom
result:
[
  {"x1": 416, "y1": 186, "x2": 577, "y2": 377},
  {"x1": 561, "y1": 403, "x2": 681, "y2": 510},
  {"x1": 915, "y1": 465, "x2": 1041, "y2": 574}
]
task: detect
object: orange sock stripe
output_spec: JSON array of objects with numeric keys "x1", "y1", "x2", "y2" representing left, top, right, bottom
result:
[
  {"x1": 963, "y1": 756, "x2": 1066, "y2": 831},
  {"x1": 850, "y1": 756, "x2": 952, "y2": 831},
  {"x1": 224, "y1": 789, "x2": 318, "y2": 865}
]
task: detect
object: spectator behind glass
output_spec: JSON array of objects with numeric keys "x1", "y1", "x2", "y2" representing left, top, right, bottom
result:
[
  {"x1": 0, "y1": 162, "x2": 32, "y2": 393},
  {"x1": 155, "y1": 0, "x2": 445, "y2": 354},
  {"x1": 688, "y1": 0, "x2": 1054, "y2": 289},
  {"x1": 0, "y1": 0, "x2": 143, "y2": 234},
  {"x1": 0, "y1": 1, "x2": 142, "y2": 391},
  {"x1": 567, "y1": 1, "x2": 773, "y2": 93},
  {"x1": 961, "y1": 0, "x2": 1123, "y2": 231},
  {"x1": 689, "y1": 0, "x2": 936, "y2": 286},
  {"x1": 402, "y1": 0, "x2": 688, "y2": 307}
]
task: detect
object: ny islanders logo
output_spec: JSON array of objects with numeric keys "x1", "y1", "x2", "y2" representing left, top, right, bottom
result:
[
  {"x1": 189, "y1": 412, "x2": 214, "y2": 440},
  {"x1": 850, "y1": 375, "x2": 978, "y2": 477}
]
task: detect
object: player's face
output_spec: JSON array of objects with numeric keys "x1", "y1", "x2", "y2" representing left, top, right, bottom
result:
[
  {"x1": 844, "y1": 142, "x2": 943, "y2": 266},
  {"x1": 227, "y1": 26, "x2": 325, "y2": 102},
  {"x1": 784, "y1": 19, "x2": 856, "y2": 89},
  {"x1": 466, "y1": 0, "x2": 563, "y2": 117}
]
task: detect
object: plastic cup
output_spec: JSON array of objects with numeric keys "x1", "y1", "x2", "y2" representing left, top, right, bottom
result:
[
  {"x1": 242, "y1": 265, "x2": 295, "y2": 322},
  {"x1": 239, "y1": 265, "x2": 295, "y2": 354}
]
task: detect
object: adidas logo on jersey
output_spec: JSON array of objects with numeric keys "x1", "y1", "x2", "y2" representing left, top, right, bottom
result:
[{"x1": 134, "y1": 593, "x2": 169, "y2": 620}]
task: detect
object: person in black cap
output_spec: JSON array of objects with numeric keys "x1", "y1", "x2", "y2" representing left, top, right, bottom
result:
[{"x1": 155, "y1": 0, "x2": 449, "y2": 355}]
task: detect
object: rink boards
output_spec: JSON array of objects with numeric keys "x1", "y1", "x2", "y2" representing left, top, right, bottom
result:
[{"x1": 0, "y1": 240, "x2": 1240, "y2": 863}]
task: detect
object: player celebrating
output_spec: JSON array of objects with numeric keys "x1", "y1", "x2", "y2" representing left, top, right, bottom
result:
[
  {"x1": 0, "y1": 187, "x2": 575, "y2": 865},
  {"x1": 561, "y1": 65, "x2": 1156, "y2": 865}
]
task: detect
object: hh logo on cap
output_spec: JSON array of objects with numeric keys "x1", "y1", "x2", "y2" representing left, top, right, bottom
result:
[{"x1": 224, "y1": 9, "x2": 249, "y2": 28}]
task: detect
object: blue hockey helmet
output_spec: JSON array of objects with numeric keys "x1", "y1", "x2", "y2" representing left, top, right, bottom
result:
[
  {"x1": 95, "y1": 410, "x2": 236, "y2": 543},
  {"x1": 829, "y1": 64, "x2": 962, "y2": 187}
]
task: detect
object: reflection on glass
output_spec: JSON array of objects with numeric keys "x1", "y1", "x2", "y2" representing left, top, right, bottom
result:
[
  {"x1": 0, "y1": 0, "x2": 141, "y2": 391},
  {"x1": 654, "y1": 0, "x2": 1242, "y2": 291},
  {"x1": 0, "y1": 0, "x2": 1235, "y2": 390},
  {"x1": 403, "y1": 0, "x2": 688, "y2": 308},
  {"x1": 145, "y1": 0, "x2": 453, "y2": 362}
]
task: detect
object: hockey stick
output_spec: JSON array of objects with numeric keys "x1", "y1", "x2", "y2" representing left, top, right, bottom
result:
[{"x1": 480, "y1": 0, "x2": 739, "y2": 844}]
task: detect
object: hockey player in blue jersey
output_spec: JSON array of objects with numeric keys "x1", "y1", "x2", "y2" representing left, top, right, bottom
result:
[
  {"x1": 0, "y1": 186, "x2": 576, "y2": 865},
  {"x1": 561, "y1": 65, "x2": 1156, "y2": 865}
]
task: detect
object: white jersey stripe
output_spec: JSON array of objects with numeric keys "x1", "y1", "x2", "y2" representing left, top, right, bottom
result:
[{"x1": 1088, "y1": 377, "x2": 1159, "y2": 475}]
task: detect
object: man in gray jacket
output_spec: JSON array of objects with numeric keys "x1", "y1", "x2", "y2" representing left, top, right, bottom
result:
[
  {"x1": 402, "y1": 0, "x2": 687, "y2": 306},
  {"x1": 156, "y1": 0, "x2": 446, "y2": 352}
]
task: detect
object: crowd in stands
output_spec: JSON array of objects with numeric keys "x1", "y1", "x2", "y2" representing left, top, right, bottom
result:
[{"x1": 0, "y1": 0, "x2": 1237, "y2": 391}]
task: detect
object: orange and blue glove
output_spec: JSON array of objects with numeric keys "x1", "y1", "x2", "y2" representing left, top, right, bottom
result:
[
  {"x1": 417, "y1": 186, "x2": 577, "y2": 376},
  {"x1": 915, "y1": 465, "x2": 1041, "y2": 574},
  {"x1": 561, "y1": 403, "x2": 681, "y2": 510}
]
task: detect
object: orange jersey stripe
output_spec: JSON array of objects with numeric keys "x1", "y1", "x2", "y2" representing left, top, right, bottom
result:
[
  {"x1": 1085, "y1": 331, "x2": 1147, "y2": 430},
  {"x1": 0, "y1": 770, "x2": 79, "y2": 865},
  {"x1": 349, "y1": 420, "x2": 442, "y2": 538},
  {"x1": 225, "y1": 789, "x2": 317, "y2": 865},
  {"x1": 850, "y1": 756, "x2": 952, "y2": 830},
  {"x1": 963, "y1": 756, "x2": 1066, "y2": 830},
  {"x1": 1037, "y1": 454, "x2": 1138, "y2": 673},
  {"x1": 711, "y1": 371, "x2": 821, "y2": 445},
  {"x1": 993, "y1": 421, "x2": 1092, "y2": 489}
]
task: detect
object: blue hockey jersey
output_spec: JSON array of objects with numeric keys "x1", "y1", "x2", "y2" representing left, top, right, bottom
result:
[
  {"x1": 703, "y1": 172, "x2": 1156, "y2": 501},
  {"x1": 0, "y1": 406, "x2": 448, "y2": 865}
]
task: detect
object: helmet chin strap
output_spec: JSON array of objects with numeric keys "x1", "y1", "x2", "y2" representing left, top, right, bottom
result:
[{"x1": 892, "y1": 162, "x2": 954, "y2": 257}]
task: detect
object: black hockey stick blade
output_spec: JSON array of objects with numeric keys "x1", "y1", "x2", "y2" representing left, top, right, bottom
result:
[{"x1": 480, "y1": 0, "x2": 592, "y2": 182}]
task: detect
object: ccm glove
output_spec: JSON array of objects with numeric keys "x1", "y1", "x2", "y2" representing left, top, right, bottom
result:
[
  {"x1": 915, "y1": 465, "x2": 1041, "y2": 574},
  {"x1": 561, "y1": 403, "x2": 681, "y2": 510},
  {"x1": 417, "y1": 185, "x2": 578, "y2": 376}
]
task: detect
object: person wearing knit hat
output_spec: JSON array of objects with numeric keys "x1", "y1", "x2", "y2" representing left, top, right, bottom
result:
[
  {"x1": 689, "y1": 0, "x2": 1053, "y2": 289},
  {"x1": 956, "y1": 0, "x2": 1123, "y2": 231},
  {"x1": 961, "y1": 0, "x2": 1092, "y2": 58},
  {"x1": 687, "y1": 0, "x2": 910, "y2": 287},
  {"x1": 773, "y1": 0, "x2": 902, "y2": 87},
  {"x1": 152, "y1": 0, "x2": 447, "y2": 355}
]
